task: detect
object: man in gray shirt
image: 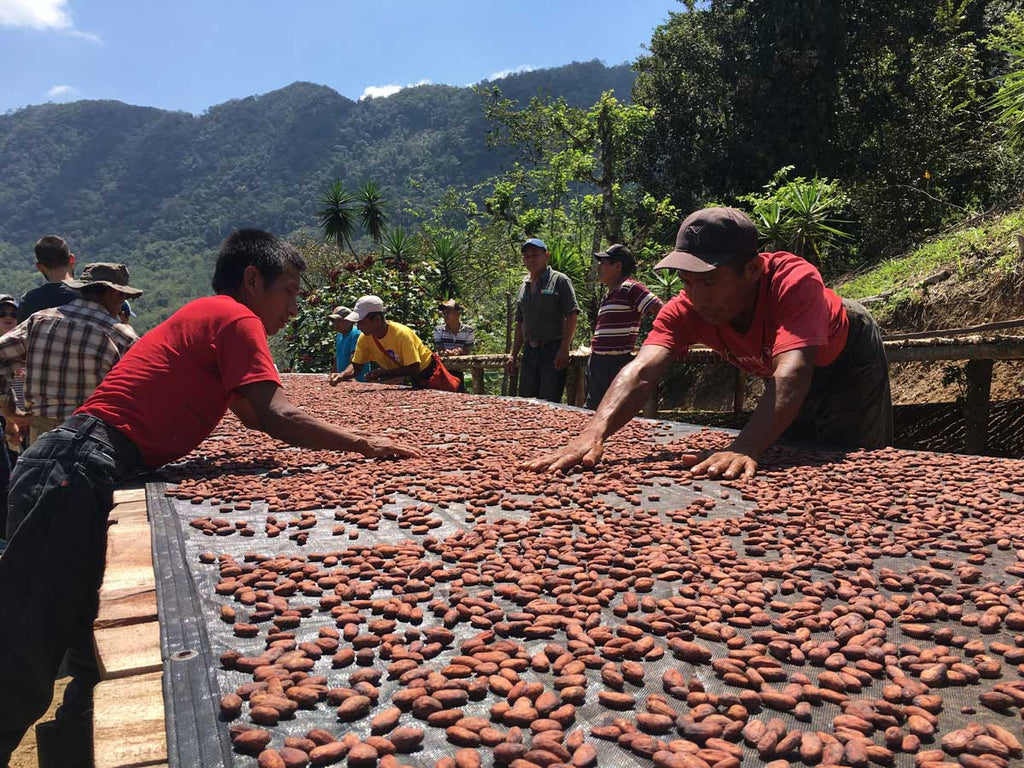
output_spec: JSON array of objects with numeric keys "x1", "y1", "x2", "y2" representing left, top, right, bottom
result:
[{"x1": 507, "y1": 238, "x2": 580, "y2": 402}]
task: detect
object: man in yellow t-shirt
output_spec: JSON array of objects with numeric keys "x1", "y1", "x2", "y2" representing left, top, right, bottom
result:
[{"x1": 331, "y1": 295, "x2": 460, "y2": 391}]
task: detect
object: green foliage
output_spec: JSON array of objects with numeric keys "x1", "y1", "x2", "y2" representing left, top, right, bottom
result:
[
  {"x1": 426, "y1": 232, "x2": 464, "y2": 299},
  {"x1": 647, "y1": 270, "x2": 683, "y2": 302},
  {"x1": 738, "y1": 168, "x2": 851, "y2": 271},
  {"x1": 634, "y1": 0, "x2": 1013, "y2": 260}
]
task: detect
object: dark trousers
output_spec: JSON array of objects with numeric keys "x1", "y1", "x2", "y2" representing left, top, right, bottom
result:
[
  {"x1": 584, "y1": 353, "x2": 633, "y2": 410},
  {"x1": 0, "y1": 416, "x2": 145, "y2": 764},
  {"x1": 519, "y1": 341, "x2": 567, "y2": 403},
  {"x1": 0, "y1": 416, "x2": 10, "y2": 547},
  {"x1": 783, "y1": 299, "x2": 894, "y2": 449}
]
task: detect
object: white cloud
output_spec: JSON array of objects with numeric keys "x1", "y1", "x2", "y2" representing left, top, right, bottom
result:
[
  {"x1": 486, "y1": 64, "x2": 536, "y2": 82},
  {"x1": 359, "y1": 78, "x2": 432, "y2": 101},
  {"x1": 0, "y1": 0, "x2": 102, "y2": 43},
  {"x1": 0, "y1": 0, "x2": 70, "y2": 29},
  {"x1": 47, "y1": 84, "x2": 78, "y2": 100},
  {"x1": 67, "y1": 27, "x2": 102, "y2": 44}
]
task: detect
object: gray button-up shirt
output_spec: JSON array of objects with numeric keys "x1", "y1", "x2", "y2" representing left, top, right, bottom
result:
[{"x1": 515, "y1": 267, "x2": 579, "y2": 344}]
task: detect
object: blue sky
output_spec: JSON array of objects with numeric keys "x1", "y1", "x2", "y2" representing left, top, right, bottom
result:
[{"x1": 0, "y1": 0, "x2": 681, "y2": 114}]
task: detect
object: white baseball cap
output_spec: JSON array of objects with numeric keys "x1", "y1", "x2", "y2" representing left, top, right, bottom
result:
[{"x1": 353, "y1": 295, "x2": 386, "y2": 321}]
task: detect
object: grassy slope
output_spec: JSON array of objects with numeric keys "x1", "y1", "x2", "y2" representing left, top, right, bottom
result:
[{"x1": 835, "y1": 207, "x2": 1024, "y2": 310}]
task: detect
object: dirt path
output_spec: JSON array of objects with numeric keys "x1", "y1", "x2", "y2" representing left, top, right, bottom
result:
[{"x1": 10, "y1": 677, "x2": 69, "y2": 768}]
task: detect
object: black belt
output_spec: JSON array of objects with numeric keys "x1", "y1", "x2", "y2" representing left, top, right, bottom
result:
[
  {"x1": 527, "y1": 338, "x2": 562, "y2": 349},
  {"x1": 60, "y1": 414, "x2": 148, "y2": 473}
]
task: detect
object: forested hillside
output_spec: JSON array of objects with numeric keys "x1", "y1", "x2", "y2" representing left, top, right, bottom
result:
[{"x1": 0, "y1": 60, "x2": 634, "y2": 328}]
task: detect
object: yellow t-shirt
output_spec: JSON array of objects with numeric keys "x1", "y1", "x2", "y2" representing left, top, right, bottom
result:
[{"x1": 352, "y1": 321, "x2": 433, "y2": 373}]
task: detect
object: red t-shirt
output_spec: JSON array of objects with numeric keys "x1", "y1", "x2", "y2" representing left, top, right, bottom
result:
[
  {"x1": 643, "y1": 252, "x2": 849, "y2": 378},
  {"x1": 78, "y1": 295, "x2": 281, "y2": 467}
]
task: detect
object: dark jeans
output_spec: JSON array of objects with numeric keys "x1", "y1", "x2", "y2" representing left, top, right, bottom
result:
[
  {"x1": 783, "y1": 299, "x2": 894, "y2": 449},
  {"x1": 585, "y1": 353, "x2": 633, "y2": 410},
  {"x1": 0, "y1": 415, "x2": 146, "y2": 764},
  {"x1": 519, "y1": 341, "x2": 567, "y2": 403},
  {"x1": 0, "y1": 416, "x2": 9, "y2": 548}
]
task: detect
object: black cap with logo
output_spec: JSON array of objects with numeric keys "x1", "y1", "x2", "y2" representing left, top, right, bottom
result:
[{"x1": 655, "y1": 207, "x2": 759, "y2": 273}]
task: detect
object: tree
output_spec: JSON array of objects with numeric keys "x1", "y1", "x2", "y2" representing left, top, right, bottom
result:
[
  {"x1": 317, "y1": 180, "x2": 359, "y2": 254},
  {"x1": 633, "y1": 0, "x2": 1008, "y2": 259}
]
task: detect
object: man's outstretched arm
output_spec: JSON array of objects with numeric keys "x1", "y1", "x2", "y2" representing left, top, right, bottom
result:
[
  {"x1": 235, "y1": 380, "x2": 421, "y2": 459},
  {"x1": 522, "y1": 344, "x2": 675, "y2": 473},
  {"x1": 687, "y1": 346, "x2": 816, "y2": 479}
]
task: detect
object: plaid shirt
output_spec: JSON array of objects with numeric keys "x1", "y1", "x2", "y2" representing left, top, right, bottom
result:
[{"x1": 0, "y1": 298, "x2": 138, "y2": 419}]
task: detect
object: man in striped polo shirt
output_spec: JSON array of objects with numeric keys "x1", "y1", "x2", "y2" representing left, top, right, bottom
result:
[{"x1": 586, "y1": 244, "x2": 664, "y2": 408}]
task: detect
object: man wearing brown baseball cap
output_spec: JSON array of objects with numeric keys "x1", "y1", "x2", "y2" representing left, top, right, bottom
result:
[
  {"x1": 525, "y1": 206, "x2": 892, "y2": 479},
  {"x1": 0, "y1": 262, "x2": 143, "y2": 446}
]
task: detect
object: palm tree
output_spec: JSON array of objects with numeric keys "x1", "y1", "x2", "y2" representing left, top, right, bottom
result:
[
  {"x1": 317, "y1": 181, "x2": 358, "y2": 254},
  {"x1": 381, "y1": 225, "x2": 414, "y2": 270},
  {"x1": 358, "y1": 180, "x2": 388, "y2": 245},
  {"x1": 430, "y1": 233, "x2": 463, "y2": 299}
]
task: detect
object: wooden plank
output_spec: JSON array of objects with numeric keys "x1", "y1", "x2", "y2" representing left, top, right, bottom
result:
[
  {"x1": 94, "y1": 620, "x2": 161, "y2": 679},
  {"x1": 100, "y1": 522, "x2": 154, "y2": 595},
  {"x1": 109, "y1": 499, "x2": 149, "y2": 524},
  {"x1": 98, "y1": 493, "x2": 158, "y2": 628},
  {"x1": 93, "y1": 672, "x2": 167, "y2": 768},
  {"x1": 112, "y1": 486, "x2": 147, "y2": 504},
  {"x1": 882, "y1": 317, "x2": 1024, "y2": 341},
  {"x1": 95, "y1": 588, "x2": 158, "y2": 629}
]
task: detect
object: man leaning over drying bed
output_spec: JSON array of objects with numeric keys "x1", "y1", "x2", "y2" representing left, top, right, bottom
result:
[
  {"x1": 525, "y1": 207, "x2": 892, "y2": 481},
  {"x1": 0, "y1": 230, "x2": 421, "y2": 766},
  {"x1": 330, "y1": 295, "x2": 462, "y2": 392}
]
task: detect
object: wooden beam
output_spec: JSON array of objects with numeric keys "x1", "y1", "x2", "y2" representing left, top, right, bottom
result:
[
  {"x1": 472, "y1": 367, "x2": 486, "y2": 395},
  {"x1": 112, "y1": 487, "x2": 147, "y2": 505},
  {"x1": 93, "y1": 672, "x2": 167, "y2": 768},
  {"x1": 882, "y1": 317, "x2": 1024, "y2": 341},
  {"x1": 94, "y1": 620, "x2": 162, "y2": 679},
  {"x1": 573, "y1": 363, "x2": 586, "y2": 407},
  {"x1": 964, "y1": 359, "x2": 994, "y2": 455},
  {"x1": 733, "y1": 369, "x2": 747, "y2": 414},
  {"x1": 98, "y1": 502, "x2": 157, "y2": 629}
]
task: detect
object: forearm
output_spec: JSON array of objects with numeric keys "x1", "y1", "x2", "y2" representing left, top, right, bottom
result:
[
  {"x1": 559, "y1": 314, "x2": 577, "y2": 352},
  {"x1": 378, "y1": 363, "x2": 421, "y2": 379},
  {"x1": 259, "y1": 401, "x2": 370, "y2": 452},
  {"x1": 511, "y1": 323, "x2": 523, "y2": 356},
  {"x1": 731, "y1": 370, "x2": 811, "y2": 458}
]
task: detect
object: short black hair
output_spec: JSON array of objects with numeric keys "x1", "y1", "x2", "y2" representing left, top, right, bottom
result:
[
  {"x1": 363, "y1": 311, "x2": 385, "y2": 322},
  {"x1": 604, "y1": 244, "x2": 637, "y2": 278},
  {"x1": 34, "y1": 235, "x2": 71, "y2": 269},
  {"x1": 212, "y1": 229, "x2": 306, "y2": 294}
]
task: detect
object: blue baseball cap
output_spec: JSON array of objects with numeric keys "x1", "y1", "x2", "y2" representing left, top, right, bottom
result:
[
  {"x1": 120, "y1": 300, "x2": 136, "y2": 317},
  {"x1": 521, "y1": 237, "x2": 547, "y2": 251}
]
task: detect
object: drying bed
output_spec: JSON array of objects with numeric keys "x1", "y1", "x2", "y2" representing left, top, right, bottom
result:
[{"x1": 150, "y1": 376, "x2": 1024, "y2": 768}]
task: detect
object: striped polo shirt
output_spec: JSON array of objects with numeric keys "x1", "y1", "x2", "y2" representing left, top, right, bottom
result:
[{"x1": 591, "y1": 279, "x2": 664, "y2": 355}]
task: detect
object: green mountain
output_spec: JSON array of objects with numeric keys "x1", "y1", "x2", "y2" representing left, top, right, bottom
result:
[{"x1": 0, "y1": 60, "x2": 635, "y2": 329}]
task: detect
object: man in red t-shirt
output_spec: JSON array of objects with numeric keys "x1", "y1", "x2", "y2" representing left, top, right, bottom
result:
[
  {"x1": 526, "y1": 207, "x2": 892, "y2": 479},
  {"x1": 0, "y1": 230, "x2": 420, "y2": 764}
]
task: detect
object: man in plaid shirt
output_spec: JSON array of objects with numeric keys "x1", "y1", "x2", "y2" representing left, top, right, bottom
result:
[{"x1": 0, "y1": 263, "x2": 141, "y2": 446}]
